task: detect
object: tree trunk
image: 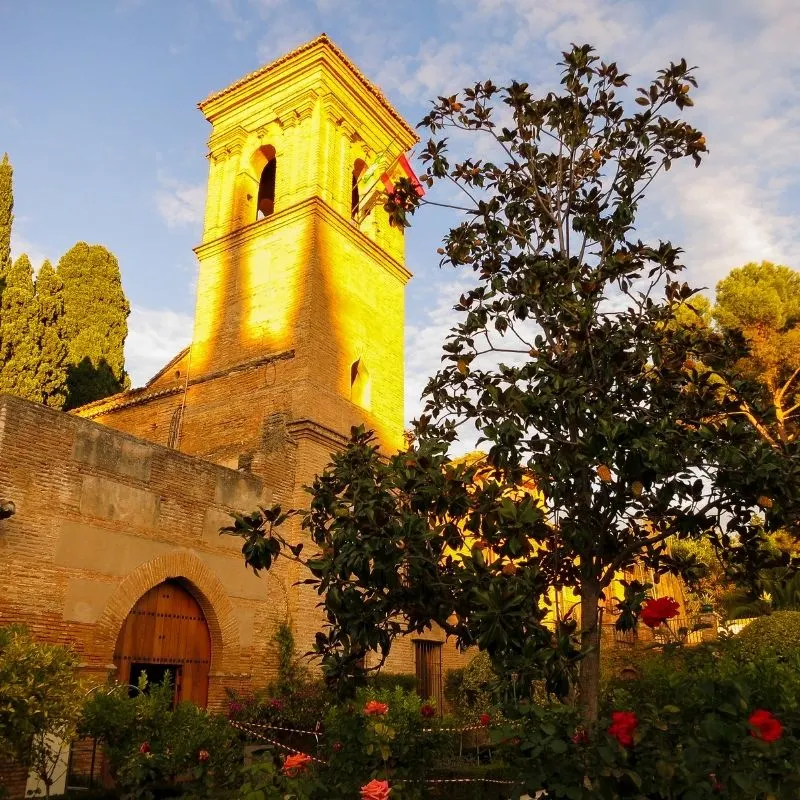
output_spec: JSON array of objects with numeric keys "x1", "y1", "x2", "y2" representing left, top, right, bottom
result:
[{"x1": 578, "y1": 581, "x2": 602, "y2": 723}]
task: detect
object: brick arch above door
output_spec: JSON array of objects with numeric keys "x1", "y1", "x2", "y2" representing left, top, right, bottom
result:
[{"x1": 93, "y1": 548, "x2": 241, "y2": 674}]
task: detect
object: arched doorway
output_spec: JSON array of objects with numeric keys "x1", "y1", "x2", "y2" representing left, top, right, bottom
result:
[{"x1": 113, "y1": 580, "x2": 211, "y2": 707}]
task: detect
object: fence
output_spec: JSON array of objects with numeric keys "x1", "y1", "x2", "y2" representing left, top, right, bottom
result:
[
  {"x1": 601, "y1": 614, "x2": 714, "y2": 648},
  {"x1": 720, "y1": 616, "x2": 758, "y2": 636}
]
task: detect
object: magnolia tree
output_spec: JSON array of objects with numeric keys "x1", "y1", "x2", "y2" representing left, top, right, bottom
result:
[{"x1": 227, "y1": 46, "x2": 800, "y2": 721}]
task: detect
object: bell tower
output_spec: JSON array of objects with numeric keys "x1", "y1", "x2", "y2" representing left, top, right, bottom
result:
[
  {"x1": 183, "y1": 34, "x2": 416, "y2": 460},
  {"x1": 78, "y1": 35, "x2": 415, "y2": 480},
  {"x1": 72, "y1": 36, "x2": 419, "y2": 663}
]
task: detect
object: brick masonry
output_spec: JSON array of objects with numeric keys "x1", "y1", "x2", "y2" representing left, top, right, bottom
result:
[{"x1": 0, "y1": 40, "x2": 470, "y2": 795}]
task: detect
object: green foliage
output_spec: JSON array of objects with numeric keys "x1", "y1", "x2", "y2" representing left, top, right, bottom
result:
[
  {"x1": 715, "y1": 262, "x2": 800, "y2": 333},
  {"x1": 274, "y1": 622, "x2": 309, "y2": 697},
  {"x1": 322, "y1": 687, "x2": 442, "y2": 799},
  {"x1": 713, "y1": 262, "x2": 800, "y2": 447},
  {"x1": 0, "y1": 254, "x2": 68, "y2": 408},
  {"x1": 227, "y1": 624, "x2": 331, "y2": 733},
  {"x1": 0, "y1": 254, "x2": 44, "y2": 402},
  {"x1": 34, "y1": 259, "x2": 68, "y2": 409},
  {"x1": 57, "y1": 241, "x2": 130, "y2": 408},
  {"x1": 444, "y1": 653, "x2": 498, "y2": 723},
  {"x1": 80, "y1": 676, "x2": 242, "y2": 799},
  {"x1": 0, "y1": 626, "x2": 84, "y2": 796},
  {"x1": 228, "y1": 45, "x2": 800, "y2": 731},
  {"x1": 736, "y1": 610, "x2": 800, "y2": 661},
  {"x1": 238, "y1": 687, "x2": 442, "y2": 800},
  {"x1": 498, "y1": 672, "x2": 800, "y2": 800},
  {"x1": 238, "y1": 751, "x2": 316, "y2": 800},
  {"x1": 672, "y1": 294, "x2": 712, "y2": 330},
  {"x1": 0, "y1": 153, "x2": 12, "y2": 278},
  {"x1": 367, "y1": 672, "x2": 418, "y2": 696}
]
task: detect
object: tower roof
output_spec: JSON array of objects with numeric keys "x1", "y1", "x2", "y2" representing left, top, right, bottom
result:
[{"x1": 198, "y1": 34, "x2": 416, "y2": 141}]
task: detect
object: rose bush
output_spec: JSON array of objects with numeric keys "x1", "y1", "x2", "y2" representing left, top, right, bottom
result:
[
  {"x1": 239, "y1": 686, "x2": 444, "y2": 800},
  {"x1": 79, "y1": 675, "x2": 242, "y2": 798},
  {"x1": 490, "y1": 638, "x2": 800, "y2": 798}
]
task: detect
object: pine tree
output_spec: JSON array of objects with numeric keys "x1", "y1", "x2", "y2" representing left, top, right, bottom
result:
[
  {"x1": 0, "y1": 254, "x2": 43, "y2": 401},
  {"x1": 0, "y1": 153, "x2": 12, "y2": 282},
  {"x1": 34, "y1": 260, "x2": 68, "y2": 409},
  {"x1": 57, "y1": 242, "x2": 131, "y2": 409}
]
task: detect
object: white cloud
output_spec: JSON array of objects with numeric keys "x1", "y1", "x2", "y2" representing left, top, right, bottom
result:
[
  {"x1": 125, "y1": 307, "x2": 193, "y2": 387},
  {"x1": 208, "y1": 0, "x2": 253, "y2": 40},
  {"x1": 391, "y1": 0, "x2": 800, "y2": 438},
  {"x1": 9, "y1": 231, "x2": 50, "y2": 273},
  {"x1": 254, "y1": 8, "x2": 316, "y2": 63},
  {"x1": 405, "y1": 275, "x2": 473, "y2": 422},
  {"x1": 155, "y1": 176, "x2": 205, "y2": 229}
]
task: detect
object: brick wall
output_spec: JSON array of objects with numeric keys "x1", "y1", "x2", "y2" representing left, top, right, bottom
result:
[{"x1": 0, "y1": 393, "x2": 293, "y2": 706}]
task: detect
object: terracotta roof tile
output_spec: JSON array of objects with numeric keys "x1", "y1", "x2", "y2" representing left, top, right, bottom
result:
[{"x1": 198, "y1": 33, "x2": 416, "y2": 140}]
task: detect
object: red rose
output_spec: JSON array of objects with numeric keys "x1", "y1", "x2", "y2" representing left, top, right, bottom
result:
[
  {"x1": 139, "y1": 742, "x2": 150, "y2": 754},
  {"x1": 608, "y1": 710, "x2": 638, "y2": 747},
  {"x1": 364, "y1": 700, "x2": 389, "y2": 716},
  {"x1": 749, "y1": 709, "x2": 783, "y2": 742},
  {"x1": 479, "y1": 713, "x2": 491, "y2": 727},
  {"x1": 198, "y1": 749, "x2": 209, "y2": 762},
  {"x1": 361, "y1": 779, "x2": 391, "y2": 800},
  {"x1": 640, "y1": 596, "x2": 680, "y2": 628},
  {"x1": 420, "y1": 704, "x2": 436, "y2": 718},
  {"x1": 571, "y1": 728, "x2": 589, "y2": 746},
  {"x1": 282, "y1": 753, "x2": 313, "y2": 776},
  {"x1": 332, "y1": 741, "x2": 343, "y2": 753}
]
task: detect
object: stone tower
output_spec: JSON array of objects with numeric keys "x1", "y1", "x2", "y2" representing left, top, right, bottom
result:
[{"x1": 80, "y1": 35, "x2": 417, "y2": 476}]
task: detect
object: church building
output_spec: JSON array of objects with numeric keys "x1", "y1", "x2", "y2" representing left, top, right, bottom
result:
[{"x1": 0, "y1": 35, "x2": 460, "y2": 715}]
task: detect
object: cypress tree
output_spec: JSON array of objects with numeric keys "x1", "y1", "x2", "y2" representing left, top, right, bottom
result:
[
  {"x1": 34, "y1": 259, "x2": 68, "y2": 409},
  {"x1": 0, "y1": 153, "x2": 13, "y2": 297},
  {"x1": 57, "y1": 242, "x2": 131, "y2": 409},
  {"x1": 0, "y1": 254, "x2": 43, "y2": 401}
]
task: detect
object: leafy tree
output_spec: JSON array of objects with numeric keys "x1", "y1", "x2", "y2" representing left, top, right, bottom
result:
[
  {"x1": 57, "y1": 241, "x2": 130, "y2": 408},
  {"x1": 0, "y1": 626, "x2": 84, "y2": 799},
  {"x1": 33, "y1": 259, "x2": 68, "y2": 409},
  {"x1": 0, "y1": 153, "x2": 12, "y2": 283},
  {"x1": 226, "y1": 46, "x2": 800, "y2": 722},
  {"x1": 0, "y1": 254, "x2": 43, "y2": 401},
  {"x1": 713, "y1": 262, "x2": 800, "y2": 447}
]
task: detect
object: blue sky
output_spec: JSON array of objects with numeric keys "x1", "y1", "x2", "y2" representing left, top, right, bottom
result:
[{"x1": 2, "y1": 0, "x2": 799, "y2": 427}]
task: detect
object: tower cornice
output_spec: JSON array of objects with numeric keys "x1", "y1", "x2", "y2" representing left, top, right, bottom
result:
[
  {"x1": 193, "y1": 196, "x2": 413, "y2": 285},
  {"x1": 198, "y1": 34, "x2": 417, "y2": 149}
]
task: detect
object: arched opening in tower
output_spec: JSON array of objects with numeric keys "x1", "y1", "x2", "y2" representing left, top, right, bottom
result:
[{"x1": 257, "y1": 157, "x2": 277, "y2": 219}]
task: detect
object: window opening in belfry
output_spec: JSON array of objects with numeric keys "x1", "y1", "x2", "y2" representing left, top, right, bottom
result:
[
  {"x1": 257, "y1": 157, "x2": 276, "y2": 219},
  {"x1": 350, "y1": 358, "x2": 371, "y2": 410},
  {"x1": 351, "y1": 159, "x2": 366, "y2": 219}
]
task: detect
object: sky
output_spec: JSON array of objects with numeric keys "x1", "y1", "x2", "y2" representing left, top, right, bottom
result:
[{"x1": 2, "y1": 0, "x2": 799, "y2": 430}]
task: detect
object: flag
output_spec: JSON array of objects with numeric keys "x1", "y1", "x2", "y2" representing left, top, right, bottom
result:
[
  {"x1": 380, "y1": 153, "x2": 425, "y2": 198},
  {"x1": 353, "y1": 147, "x2": 424, "y2": 222}
]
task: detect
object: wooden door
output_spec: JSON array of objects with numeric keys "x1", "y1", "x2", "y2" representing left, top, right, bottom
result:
[
  {"x1": 414, "y1": 640, "x2": 443, "y2": 714},
  {"x1": 114, "y1": 580, "x2": 211, "y2": 707}
]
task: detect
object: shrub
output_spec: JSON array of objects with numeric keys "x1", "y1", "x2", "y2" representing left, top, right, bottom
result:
[
  {"x1": 444, "y1": 653, "x2": 498, "y2": 723},
  {"x1": 241, "y1": 686, "x2": 446, "y2": 800},
  {"x1": 80, "y1": 675, "x2": 242, "y2": 798},
  {"x1": 736, "y1": 610, "x2": 800, "y2": 660},
  {"x1": 0, "y1": 625, "x2": 84, "y2": 798},
  {"x1": 366, "y1": 672, "x2": 418, "y2": 695},
  {"x1": 227, "y1": 623, "x2": 331, "y2": 733},
  {"x1": 491, "y1": 642, "x2": 800, "y2": 799}
]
